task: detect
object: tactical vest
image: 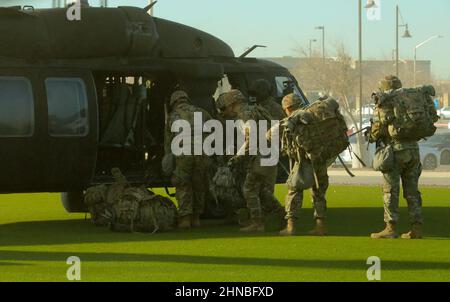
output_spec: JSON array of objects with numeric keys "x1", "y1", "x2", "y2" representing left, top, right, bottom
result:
[
  {"x1": 282, "y1": 97, "x2": 349, "y2": 164},
  {"x1": 371, "y1": 85, "x2": 439, "y2": 142}
]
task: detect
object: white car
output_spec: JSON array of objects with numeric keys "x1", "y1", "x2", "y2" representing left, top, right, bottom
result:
[{"x1": 439, "y1": 107, "x2": 450, "y2": 119}]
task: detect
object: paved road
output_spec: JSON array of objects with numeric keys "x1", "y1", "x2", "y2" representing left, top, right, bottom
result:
[{"x1": 329, "y1": 169, "x2": 450, "y2": 187}]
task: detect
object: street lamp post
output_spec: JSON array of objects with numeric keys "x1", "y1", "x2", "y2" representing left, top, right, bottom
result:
[
  {"x1": 396, "y1": 5, "x2": 412, "y2": 77},
  {"x1": 414, "y1": 35, "x2": 443, "y2": 86},
  {"x1": 309, "y1": 39, "x2": 317, "y2": 58},
  {"x1": 352, "y1": 0, "x2": 378, "y2": 168},
  {"x1": 315, "y1": 26, "x2": 325, "y2": 60}
]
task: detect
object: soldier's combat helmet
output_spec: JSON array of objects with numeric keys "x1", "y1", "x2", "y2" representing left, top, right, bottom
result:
[
  {"x1": 249, "y1": 79, "x2": 272, "y2": 101},
  {"x1": 378, "y1": 75, "x2": 403, "y2": 91},
  {"x1": 170, "y1": 90, "x2": 190, "y2": 107},
  {"x1": 282, "y1": 93, "x2": 302, "y2": 111},
  {"x1": 217, "y1": 89, "x2": 246, "y2": 108}
]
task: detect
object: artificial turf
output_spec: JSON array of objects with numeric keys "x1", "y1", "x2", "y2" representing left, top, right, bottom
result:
[{"x1": 0, "y1": 185, "x2": 449, "y2": 282}]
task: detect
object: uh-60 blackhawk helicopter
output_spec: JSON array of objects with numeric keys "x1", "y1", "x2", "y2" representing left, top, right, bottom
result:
[{"x1": 0, "y1": 4, "x2": 309, "y2": 213}]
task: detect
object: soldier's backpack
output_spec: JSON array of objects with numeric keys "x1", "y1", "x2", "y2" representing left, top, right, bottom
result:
[
  {"x1": 134, "y1": 190, "x2": 177, "y2": 233},
  {"x1": 282, "y1": 97, "x2": 349, "y2": 164},
  {"x1": 371, "y1": 85, "x2": 439, "y2": 142},
  {"x1": 210, "y1": 166, "x2": 245, "y2": 213},
  {"x1": 110, "y1": 186, "x2": 177, "y2": 233},
  {"x1": 84, "y1": 184, "x2": 114, "y2": 226}
]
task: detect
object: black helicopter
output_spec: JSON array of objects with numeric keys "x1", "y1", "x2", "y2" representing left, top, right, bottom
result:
[{"x1": 0, "y1": 4, "x2": 309, "y2": 212}]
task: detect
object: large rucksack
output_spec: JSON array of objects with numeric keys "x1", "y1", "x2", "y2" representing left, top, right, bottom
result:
[
  {"x1": 110, "y1": 186, "x2": 177, "y2": 233},
  {"x1": 371, "y1": 85, "x2": 439, "y2": 142},
  {"x1": 84, "y1": 184, "x2": 114, "y2": 226},
  {"x1": 210, "y1": 166, "x2": 246, "y2": 213},
  {"x1": 282, "y1": 97, "x2": 349, "y2": 164}
]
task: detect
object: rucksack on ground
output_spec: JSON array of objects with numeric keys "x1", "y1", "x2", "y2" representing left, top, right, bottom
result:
[
  {"x1": 134, "y1": 190, "x2": 177, "y2": 233},
  {"x1": 371, "y1": 85, "x2": 439, "y2": 142},
  {"x1": 110, "y1": 186, "x2": 177, "y2": 233},
  {"x1": 282, "y1": 97, "x2": 349, "y2": 165},
  {"x1": 84, "y1": 184, "x2": 114, "y2": 226}
]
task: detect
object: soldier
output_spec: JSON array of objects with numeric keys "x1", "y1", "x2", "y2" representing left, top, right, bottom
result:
[
  {"x1": 279, "y1": 93, "x2": 329, "y2": 236},
  {"x1": 219, "y1": 90, "x2": 284, "y2": 232},
  {"x1": 249, "y1": 79, "x2": 286, "y2": 121},
  {"x1": 165, "y1": 90, "x2": 212, "y2": 229},
  {"x1": 369, "y1": 75, "x2": 424, "y2": 239}
]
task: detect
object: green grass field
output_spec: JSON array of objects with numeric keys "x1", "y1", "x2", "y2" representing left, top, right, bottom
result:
[{"x1": 0, "y1": 185, "x2": 449, "y2": 282}]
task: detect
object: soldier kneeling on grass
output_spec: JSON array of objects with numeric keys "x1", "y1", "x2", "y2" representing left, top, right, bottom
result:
[{"x1": 278, "y1": 93, "x2": 349, "y2": 236}]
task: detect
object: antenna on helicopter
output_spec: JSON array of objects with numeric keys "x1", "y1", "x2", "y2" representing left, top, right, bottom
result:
[
  {"x1": 239, "y1": 45, "x2": 266, "y2": 58},
  {"x1": 144, "y1": 1, "x2": 158, "y2": 13}
]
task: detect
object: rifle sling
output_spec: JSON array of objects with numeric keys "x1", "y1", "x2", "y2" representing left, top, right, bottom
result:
[
  {"x1": 352, "y1": 152, "x2": 367, "y2": 168},
  {"x1": 337, "y1": 155, "x2": 355, "y2": 178}
]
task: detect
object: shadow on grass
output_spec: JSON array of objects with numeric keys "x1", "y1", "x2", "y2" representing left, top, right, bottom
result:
[
  {"x1": 0, "y1": 207, "x2": 449, "y2": 247},
  {"x1": 0, "y1": 250, "x2": 449, "y2": 271},
  {"x1": 0, "y1": 261, "x2": 29, "y2": 266}
]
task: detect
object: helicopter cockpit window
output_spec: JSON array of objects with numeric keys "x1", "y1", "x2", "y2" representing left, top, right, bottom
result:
[
  {"x1": 274, "y1": 76, "x2": 307, "y2": 104},
  {"x1": 0, "y1": 77, "x2": 34, "y2": 137},
  {"x1": 46, "y1": 78, "x2": 89, "y2": 137}
]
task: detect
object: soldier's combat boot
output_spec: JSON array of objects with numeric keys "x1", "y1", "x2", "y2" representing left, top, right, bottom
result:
[
  {"x1": 177, "y1": 215, "x2": 192, "y2": 229},
  {"x1": 279, "y1": 218, "x2": 296, "y2": 236},
  {"x1": 401, "y1": 223, "x2": 423, "y2": 239},
  {"x1": 309, "y1": 218, "x2": 328, "y2": 236},
  {"x1": 239, "y1": 218, "x2": 265, "y2": 233},
  {"x1": 191, "y1": 214, "x2": 201, "y2": 228},
  {"x1": 370, "y1": 222, "x2": 398, "y2": 239}
]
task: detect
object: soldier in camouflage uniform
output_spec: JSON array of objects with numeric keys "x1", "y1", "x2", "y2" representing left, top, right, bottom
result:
[
  {"x1": 165, "y1": 90, "x2": 212, "y2": 229},
  {"x1": 369, "y1": 76, "x2": 424, "y2": 239},
  {"x1": 279, "y1": 93, "x2": 329, "y2": 236},
  {"x1": 219, "y1": 90, "x2": 284, "y2": 232},
  {"x1": 249, "y1": 79, "x2": 286, "y2": 121}
]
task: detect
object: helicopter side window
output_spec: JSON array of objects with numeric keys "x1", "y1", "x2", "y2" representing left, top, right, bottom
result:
[
  {"x1": 45, "y1": 78, "x2": 89, "y2": 137},
  {"x1": 0, "y1": 76, "x2": 34, "y2": 137}
]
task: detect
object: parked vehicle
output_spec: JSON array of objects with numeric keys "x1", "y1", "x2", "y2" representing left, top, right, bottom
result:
[
  {"x1": 419, "y1": 132, "x2": 450, "y2": 170},
  {"x1": 439, "y1": 107, "x2": 450, "y2": 119}
]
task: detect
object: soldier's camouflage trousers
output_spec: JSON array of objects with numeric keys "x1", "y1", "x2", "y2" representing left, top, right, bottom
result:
[
  {"x1": 382, "y1": 148, "x2": 423, "y2": 224},
  {"x1": 243, "y1": 156, "x2": 283, "y2": 219},
  {"x1": 172, "y1": 155, "x2": 211, "y2": 217},
  {"x1": 284, "y1": 161, "x2": 329, "y2": 220}
]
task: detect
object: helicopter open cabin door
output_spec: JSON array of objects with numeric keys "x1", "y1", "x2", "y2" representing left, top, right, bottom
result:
[{"x1": 37, "y1": 69, "x2": 98, "y2": 192}]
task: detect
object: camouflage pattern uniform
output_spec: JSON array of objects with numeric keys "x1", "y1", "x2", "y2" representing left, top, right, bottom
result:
[
  {"x1": 165, "y1": 91, "x2": 213, "y2": 227},
  {"x1": 259, "y1": 97, "x2": 286, "y2": 121},
  {"x1": 238, "y1": 104, "x2": 282, "y2": 221},
  {"x1": 284, "y1": 160, "x2": 329, "y2": 221},
  {"x1": 250, "y1": 79, "x2": 286, "y2": 121},
  {"x1": 220, "y1": 90, "x2": 284, "y2": 231},
  {"x1": 369, "y1": 76, "x2": 424, "y2": 239},
  {"x1": 279, "y1": 93, "x2": 329, "y2": 236}
]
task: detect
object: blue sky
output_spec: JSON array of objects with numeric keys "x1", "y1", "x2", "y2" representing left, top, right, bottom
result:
[{"x1": 6, "y1": 0, "x2": 450, "y2": 79}]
